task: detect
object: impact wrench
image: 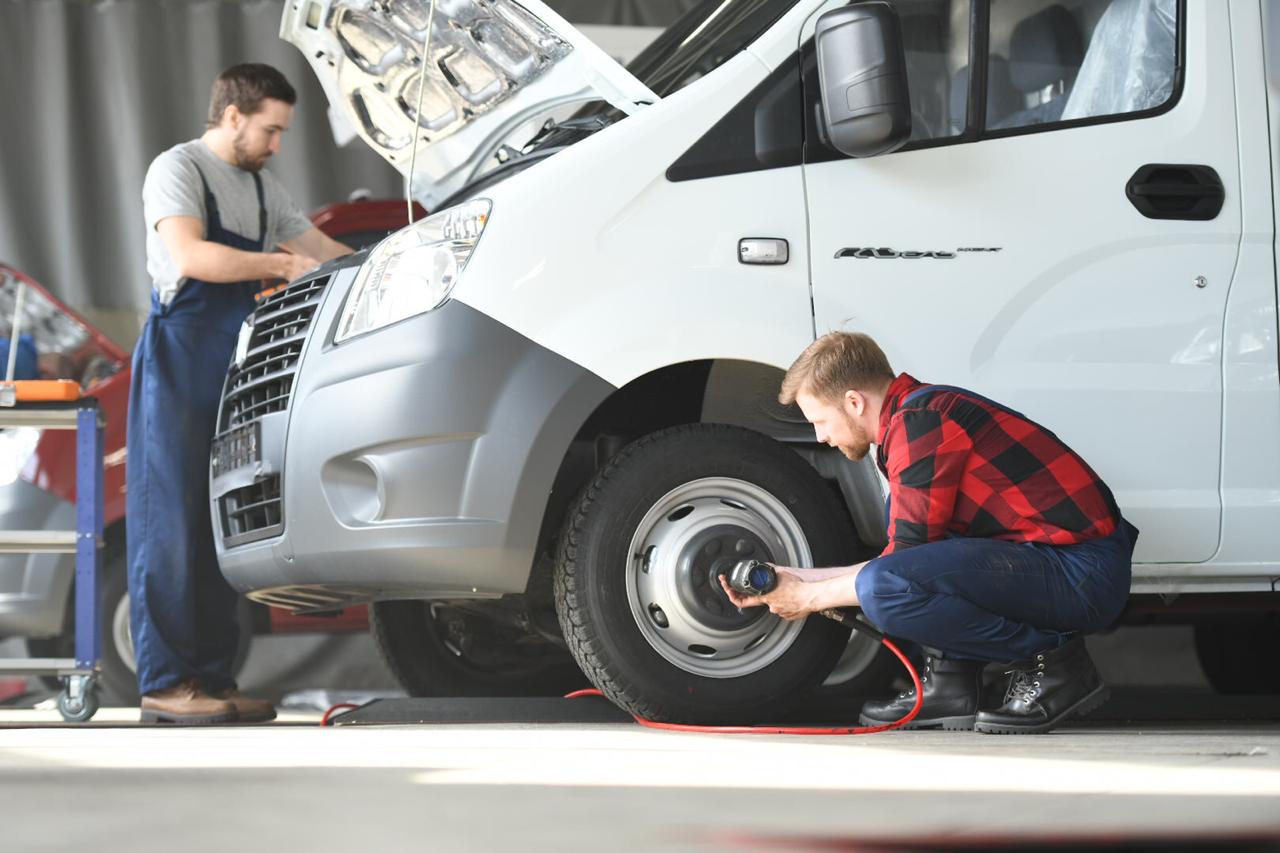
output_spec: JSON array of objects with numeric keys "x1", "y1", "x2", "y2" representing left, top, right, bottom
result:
[{"x1": 564, "y1": 560, "x2": 924, "y2": 735}]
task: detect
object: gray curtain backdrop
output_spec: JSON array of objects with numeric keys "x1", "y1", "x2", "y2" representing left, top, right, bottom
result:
[{"x1": 0, "y1": 0, "x2": 699, "y2": 346}]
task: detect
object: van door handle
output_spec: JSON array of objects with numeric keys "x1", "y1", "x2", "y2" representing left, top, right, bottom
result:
[{"x1": 1126, "y1": 164, "x2": 1224, "y2": 221}]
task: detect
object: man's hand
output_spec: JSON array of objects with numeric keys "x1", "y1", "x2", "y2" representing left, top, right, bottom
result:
[
  {"x1": 718, "y1": 567, "x2": 822, "y2": 621},
  {"x1": 275, "y1": 252, "x2": 320, "y2": 283}
]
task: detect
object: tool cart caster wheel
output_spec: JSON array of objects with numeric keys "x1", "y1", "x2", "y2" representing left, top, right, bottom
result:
[{"x1": 58, "y1": 679, "x2": 99, "y2": 723}]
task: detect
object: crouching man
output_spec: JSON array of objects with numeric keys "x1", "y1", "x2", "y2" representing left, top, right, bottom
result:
[{"x1": 721, "y1": 332, "x2": 1138, "y2": 734}]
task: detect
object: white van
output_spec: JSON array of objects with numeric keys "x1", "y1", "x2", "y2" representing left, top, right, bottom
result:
[{"x1": 211, "y1": 0, "x2": 1280, "y2": 722}]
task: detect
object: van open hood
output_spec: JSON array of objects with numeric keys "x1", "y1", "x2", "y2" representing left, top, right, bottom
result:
[{"x1": 282, "y1": 0, "x2": 657, "y2": 209}]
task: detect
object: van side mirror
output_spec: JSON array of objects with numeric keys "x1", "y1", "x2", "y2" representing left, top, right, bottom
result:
[{"x1": 815, "y1": 1, "x2": 911, "y2": 158}]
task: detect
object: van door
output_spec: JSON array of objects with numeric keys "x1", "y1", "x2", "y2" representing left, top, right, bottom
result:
[{"x1": 801, "y1": 0, "x2": 1238, "y2": 564}]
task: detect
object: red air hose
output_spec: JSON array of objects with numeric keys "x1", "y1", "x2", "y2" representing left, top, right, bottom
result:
[
  {"x1": 318, "y1": 639, "x2": 921, "y2": 731},
  {"x1": 318, "y1": 600, "x2": 924, "y2": 733},
  {"x1": 320, "y1": 702, "x2": 361, "y2": 726},
  {"x1": 567, "y1": 634, "x2": 923, "y2": 734}
]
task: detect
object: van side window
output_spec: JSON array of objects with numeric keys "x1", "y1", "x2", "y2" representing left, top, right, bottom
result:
[
  {"x1": 896, "y1": 0, "x2": 970, "y2": 142},
  {"x1": 803, "y1": 0, "x2": 1182, "y2": 163},
  {"x1": 667, "y1": 56, "x2": 804, "y2": 181},
  {"x1": 986, "y1": 0, "x2": 1178, "y2": 131}
]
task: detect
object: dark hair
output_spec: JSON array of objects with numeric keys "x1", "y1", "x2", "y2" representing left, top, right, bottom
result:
[
  {"x1": 206, "y1": 63, "x2": 297, "y2": 127},
  {"x1": 779, "y1": 331, "x2": 896, "y2": 405}
]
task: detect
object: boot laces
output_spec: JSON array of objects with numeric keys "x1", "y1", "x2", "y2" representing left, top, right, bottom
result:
[
  {"x1": 1004, "y1": 658, "x2": 1045, "y2": 705},
  {"x1": 896, "y1": 659, "x2": 933, "y2": 700}
]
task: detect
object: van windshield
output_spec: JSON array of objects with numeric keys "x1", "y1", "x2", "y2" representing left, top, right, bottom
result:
[
  {"x1": 627, "y1": 0, "x2": 799, "y2": 97},
  {"x1": 527, "y1": 0, "x2": 797, "y2": 150}
]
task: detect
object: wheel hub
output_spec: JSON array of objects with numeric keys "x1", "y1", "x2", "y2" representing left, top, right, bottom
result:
[
  {"x1": 627, "y1": 477, "x2": 811, "y2": 678},
  {"x1": 674, "y1": 524, "x2": 771, "y2": 631}
]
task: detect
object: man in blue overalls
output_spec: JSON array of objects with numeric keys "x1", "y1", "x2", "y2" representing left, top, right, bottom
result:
[{"x1": 130, "y1": 64, "x2": 352, "y2": 724}]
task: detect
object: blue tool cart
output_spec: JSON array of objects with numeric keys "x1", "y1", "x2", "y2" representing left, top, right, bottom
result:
[{"x1": 0, "y1": 400, "x2": 104, "y2": 722}]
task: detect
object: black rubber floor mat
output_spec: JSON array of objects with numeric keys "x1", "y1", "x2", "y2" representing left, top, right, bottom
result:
[
  {"x1": 328, "y1": 690, "x2": 1280, "y2": 727},
  {"x1": 328, "y1": 696, "x2": 634, "y2": 726}
]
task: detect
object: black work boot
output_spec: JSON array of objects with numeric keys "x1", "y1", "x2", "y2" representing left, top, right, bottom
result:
[
  {"x1": 858, "y1": 651, "x2": 985, "y2": 730},
  {"x1": 974, "y1": 636, "x2": 1109, "y2": 735}
]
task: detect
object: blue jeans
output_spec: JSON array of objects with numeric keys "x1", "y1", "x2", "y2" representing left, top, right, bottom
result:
[{"x1": 854, "y1": 522, "x2": 1137, "y2": 663}]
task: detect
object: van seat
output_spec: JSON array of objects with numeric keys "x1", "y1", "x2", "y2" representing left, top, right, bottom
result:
[
  {"x1": 949, "y1": 55, "x2": 1020, "y2": 135},
  {"x1": 1061, "y1": 0, "x2": 1177, "y2": 122},
  {"x1": 993, "y1": 4, "x2": 1084, "y2": 128}
]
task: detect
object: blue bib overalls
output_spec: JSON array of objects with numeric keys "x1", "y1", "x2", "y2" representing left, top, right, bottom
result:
[{"x1": 125, "y1": 165, "x2": 263, "y2": 695}]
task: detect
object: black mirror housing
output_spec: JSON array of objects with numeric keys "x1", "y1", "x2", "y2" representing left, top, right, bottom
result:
[{"x1": 815, "y1": 1, "x2": 911, "y2": 158}]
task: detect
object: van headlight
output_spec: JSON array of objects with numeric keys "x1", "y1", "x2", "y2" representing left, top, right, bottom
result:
[{"x1": 335, "y1": 199, "x2": 491, "y2": 343}]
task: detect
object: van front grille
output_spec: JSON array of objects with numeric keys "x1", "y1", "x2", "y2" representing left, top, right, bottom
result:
[
  {"x1": 214, "y1": 271, "x2": 332, "y2": 547},
  {"x1": 218, "y1": 274, "x2": 330, "y2": 432},
  {"x1": 219, "y1": 473, "x2": 282, "y2": 547}
]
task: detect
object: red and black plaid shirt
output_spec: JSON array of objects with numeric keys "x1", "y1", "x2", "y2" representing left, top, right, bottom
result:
[{"x1": 875, "y1": 373, "x2": 1119, "y2": 556}]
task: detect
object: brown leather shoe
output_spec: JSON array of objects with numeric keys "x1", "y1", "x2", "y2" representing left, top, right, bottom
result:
[
  {"x1": 140, "y1": 680, "x2": 237, "y2": 725},
  {"x1": 210, "y1": 688, "x2": 277, "y2": 723}
]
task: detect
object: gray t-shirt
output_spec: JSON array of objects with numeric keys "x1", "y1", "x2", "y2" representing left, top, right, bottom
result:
[{"x1": 142, "y1": 139, "x2": 313, "y2": 305}]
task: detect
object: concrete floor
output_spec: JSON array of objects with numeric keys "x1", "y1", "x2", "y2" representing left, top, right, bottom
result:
[
  {"x1": 1, "y1": 626, "x2": 1275, "y2": 850},
  {"x1": 1, "y1": 713, "x2": 1278, "y2": 852}
]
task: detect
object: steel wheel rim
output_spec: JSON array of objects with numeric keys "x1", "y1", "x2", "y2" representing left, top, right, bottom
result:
[{"x1": 626, "y1": 477, "x2": 810, "y2": 678}]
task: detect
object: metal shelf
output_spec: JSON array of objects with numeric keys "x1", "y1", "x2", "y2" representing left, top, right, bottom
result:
[
  {"x1": 0, "y1": 658, "x2": 86, "y2": 677},
  {"x1": 0, "y1": 530, "x2": 79, "y2": 553},
  {"x1": 0, "y1": 408, "x2": 82, "y2": 428}
]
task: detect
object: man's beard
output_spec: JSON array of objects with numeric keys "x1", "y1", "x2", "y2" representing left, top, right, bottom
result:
[
  {"x1": 233, "y1": 132, "x2": 269, "y2": 172},
  {"x1": 839, "y1": 441, "x2": 871, "y2": 461},
  {"x1": 838, "y1": 414, "x2": 872, "y2": 461}
]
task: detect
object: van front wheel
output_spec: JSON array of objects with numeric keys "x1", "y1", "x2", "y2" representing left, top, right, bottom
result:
[{"x1": 554, "y1": 424, "x2": 856, "y2": 724}]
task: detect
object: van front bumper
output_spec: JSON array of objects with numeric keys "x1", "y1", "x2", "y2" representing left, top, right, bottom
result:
[{"x1": 212, "y1": 292, "x2": 613, "y2": 612}]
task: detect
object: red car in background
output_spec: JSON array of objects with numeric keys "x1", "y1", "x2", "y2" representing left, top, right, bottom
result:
[{"x1": 0, "y1": 198, "x2": 419, "y2": 704}]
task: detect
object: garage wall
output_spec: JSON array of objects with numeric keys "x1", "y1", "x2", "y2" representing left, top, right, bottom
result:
[{"x1": 0, "y1": 0, "x2": 699, "y2": 347}]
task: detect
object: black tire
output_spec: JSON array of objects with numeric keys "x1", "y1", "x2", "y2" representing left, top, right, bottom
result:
[
  {"x1": 554, "y1": 424, "x2": 857, "y2": 724},
  {"x1": 1194, "y1": 615, "x2": 1280, "y2": 695},
  {"x1": 370, "y1": 600, "x2": 586, "y2": 697},
  {"x1": 29, "y1": 543, "x2": 253, "y2": 706}
]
